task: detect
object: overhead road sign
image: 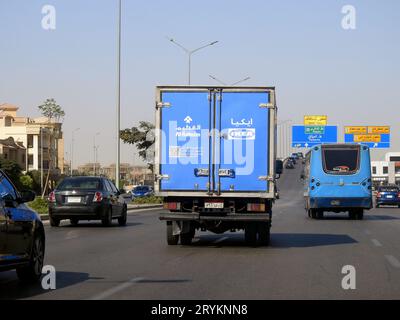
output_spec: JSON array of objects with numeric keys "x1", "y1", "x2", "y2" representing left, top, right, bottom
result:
[
  {"x1": 304, "y1": 115, "x2": 327, "y2": 126},
  {"x1": 292, "y1": 125, "x2": 337, "y2": 148},
  {"x1": 344, "y1": 126, "x2": 390, "y2": 148}
]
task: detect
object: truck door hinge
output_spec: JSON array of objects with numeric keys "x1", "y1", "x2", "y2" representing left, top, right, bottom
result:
[
  {"x1": 156, "y1": 174, "x2": 170, "y2": 181},
  {"x1": 258, "y1": 175, "x2": 274, "y2": 182},
  {"x1": 156, "y1": 102, "x2": 171, "y2": 109},
  {"x1": 259, "y1": 103, "x2": 275, "y2": 109}
]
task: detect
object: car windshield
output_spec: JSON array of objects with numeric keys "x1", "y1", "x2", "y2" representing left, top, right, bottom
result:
[
  {"x1": 322, "y1": 146, "x2": 359, "y2": 174},
  {"x1": 134, "y1": 186, "x2": 149, "y2": 192},
  {"x1": 379, "y1": 186, "x2": 399, "y2": 192},
  {"x1": 57, "y1": 178, "x2": 102, "y2": 190}
]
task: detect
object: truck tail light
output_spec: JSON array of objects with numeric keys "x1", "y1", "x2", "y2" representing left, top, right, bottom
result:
[
  {"x1": 48, "y1": 191, "x2": 56, "y2": 203},
  {"x1": 164, "y1": 202, "x2": 181, "y2": 210},
  {"x1": 247, "y1": 203, "x2": 266, "y2": 212},
  {"x1": 93, "y1": 192, "x2": 103, "y2": 202}
]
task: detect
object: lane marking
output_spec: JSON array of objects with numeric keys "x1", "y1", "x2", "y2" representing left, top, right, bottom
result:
[
  {"x1": 213, "y1": 237, "x2": 229, "y2": 244},
  {"x1": 371, "y1": 239, "x2": 382, "y2": 247},
  {"x1": 89, "y1": 277, "x2": 144, "y2": 300},
  {"x1": 385, "y1": 255, "x2": 400, "y2": 268}
]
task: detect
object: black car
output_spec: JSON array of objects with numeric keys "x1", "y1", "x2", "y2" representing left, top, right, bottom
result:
[
  {"x1": 285, "y1": 160, "x2": 295, "y2": 169},
  {"x1": 48, "y1": 176, "x2": 128, "y2": 227},
  {"x1": 0, "y1": 170, "x2": 45, "y2": 283}
]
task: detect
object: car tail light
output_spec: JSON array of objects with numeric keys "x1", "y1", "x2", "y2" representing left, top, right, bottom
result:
[
  {"x1": 398, "y1": 192, "x2": 400, "y2": 198},
  {"x1": 247, "y1": 203, "x2": 266, "y2": 212},
  {"x1": 164, "y1": 202, "x2": 181, "y2": 210},
  {"x1": 93, "y1": 192, "x2": 103, "y2": 202},
  {"x1": 376, "y1": 192, "x2": 381, "y2": 198},
  {"x1": 48, "y1": 191, "x2": 56, "y2": 203}
]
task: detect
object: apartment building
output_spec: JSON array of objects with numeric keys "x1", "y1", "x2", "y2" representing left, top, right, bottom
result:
[{"x1": 0, "y1": 103, "x2": 64, "y2": 174}]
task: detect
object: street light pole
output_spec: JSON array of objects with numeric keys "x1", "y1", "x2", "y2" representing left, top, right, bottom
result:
[
  {"x1": 40, "y1": 127, "x2": 43, "y2": 195},
  {"x1": 167, "y1": 37, "x2": 219, "y2": 85},
  {"x1": 93, "y1": 132, "x2": 100, "y2": 176},
  {"x1": 71, "y1": 128, "x2": 80, "y2": 176},
  {"x1": 116, "y1": 0, "x2": 122, "y2": 188}
]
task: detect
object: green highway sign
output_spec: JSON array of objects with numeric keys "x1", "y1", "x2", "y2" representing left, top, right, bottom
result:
[{"x1": 304, "y1": 126, "x2": 325, "y2": 134}]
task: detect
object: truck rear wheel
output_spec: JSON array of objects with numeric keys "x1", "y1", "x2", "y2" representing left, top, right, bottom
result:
[
  {"x1": 245, "y1": 223, "x2": 257, "y2": 246},
  {"x1": 167, "y1": 222, "x2": 179, "y2": 245},
  {"x1": 257, "y1": 222, "x2": 270, "y2": 246},
  {"x1": 356, "y1": 209, "x2": 364, "y2": 220}
]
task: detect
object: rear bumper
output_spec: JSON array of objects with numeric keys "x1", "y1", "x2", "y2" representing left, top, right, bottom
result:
[
  {"x1": 49, "y1": 203, "x2": 107, "y2": 219},
  {"x1": 310, "y1": 197, "x2": 372, "y2": 209},
  {"x1": 159, "y1": 212, "x2": 271, "y2": 222},
  {"x1": 376, "y1": 198, "x2": 400, "y2": 205}
]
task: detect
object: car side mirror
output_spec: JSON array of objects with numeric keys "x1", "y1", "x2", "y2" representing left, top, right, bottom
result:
[
  {"x1": 276, "y1": 159, "x2": 283, "y2": 175},
  {"x1": 3, "y1": 193, "x2": 16, "y2": 207},
  {"x1": 19, "y1": 190, "x2": 36, "y2": 203}
]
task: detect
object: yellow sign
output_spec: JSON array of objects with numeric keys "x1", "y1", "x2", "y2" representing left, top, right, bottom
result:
[
  {"x1": 368, "y1": 126, "x2": 390, "y2": 134},
  {"x1": 354, "y1": 135, "x2": 381, "y2": 143},
  {"x1": 304, "y1": 115, "x2": 327, "y2": 126},
  {"x1": 345, "y1": 126, "x2": 367, "y2": 134}
]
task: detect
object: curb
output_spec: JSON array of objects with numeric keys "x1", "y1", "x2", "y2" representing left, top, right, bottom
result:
[{"x1": 39, "y1": 204, "x2": 163, "y2": 221}]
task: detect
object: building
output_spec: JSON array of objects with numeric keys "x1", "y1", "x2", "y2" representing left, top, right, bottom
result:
[
  {"x1": 100, "y1": 164, "x2": 153, "y2": 185},
  {"x1": 371, "y1": 152, "x2": 400, "y2": 187},
  {"x1": 0, "y1": 103, "x2": 64, "y2": 174},
  {"x1": 77, "y1": 163, "x2": 101, "y2": 176},
  {"x1": 0, "y1": 137, "x2": 26, "y2": 169}
]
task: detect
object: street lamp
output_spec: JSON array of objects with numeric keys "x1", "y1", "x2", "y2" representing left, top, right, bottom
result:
[
  {"x1": 209, "y1": 74, "x2": 251, "y2": 86},
  {"x1": 70, "y1": 127, "x2": 80, "y2": 176},
  {"x1": 93, "y1": 132, "x2": 100, "y2": 175},
  {"x1": 167, "y1": 37, "x2": 219, "y2": 85},
  {"x1": 116, "y1": 0, "x2": 122, "y2": 189}
]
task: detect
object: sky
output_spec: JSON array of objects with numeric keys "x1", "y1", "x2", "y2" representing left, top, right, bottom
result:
[{"x1": 0, "y1": 0, "x2": 399, "y2": 166}]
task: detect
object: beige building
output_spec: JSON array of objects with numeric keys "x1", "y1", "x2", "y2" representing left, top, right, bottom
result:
[
  {"x1": 0, "y1": 103, "x2": 64, "y2": 174},
  {"x1": 77, "y1": 163, "x2": 101, "y2": 176},
  {"x1": 0, "y1": 137, "x2": 26, "y2": 169}
]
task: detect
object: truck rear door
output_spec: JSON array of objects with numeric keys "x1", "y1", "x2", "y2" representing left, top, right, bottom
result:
[{"x1": 156, "y1": 87, "x2": 275, "y2": 196}]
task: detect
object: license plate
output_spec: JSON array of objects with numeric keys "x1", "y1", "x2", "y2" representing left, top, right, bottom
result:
[
  {"x1": 205, "y1": 202, "x2": 224, "y2": 209},
  {"x1": 387, "y1": 195, "x2": 394, "y2": 199},
  {"x1": 67, "y1": 197, "x2": 81, "y2": 203},
  {"x1": 331, "y1": 200, "x2": 341, "y2": 206}
]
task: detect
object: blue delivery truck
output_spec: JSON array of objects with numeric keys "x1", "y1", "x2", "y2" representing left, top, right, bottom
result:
[
  {"x1": 155, "y1": 86, "x2": 281, "y2": 246},
  {"x1": 302, "y1": 143, "x2": 373, "y2": 220}
]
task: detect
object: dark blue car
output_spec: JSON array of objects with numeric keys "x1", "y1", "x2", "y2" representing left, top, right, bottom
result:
[
  {"x1": 376, "y1": 185, "x2": 400, "y2": 208},
  {"x1": 132, "y1": 185, "x2": 154, "y2": 198}
]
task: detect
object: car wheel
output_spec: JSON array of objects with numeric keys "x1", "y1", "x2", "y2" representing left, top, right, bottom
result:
[
  {"x1": 180, "y1": 232, "x2": 193, "y2": 245},
  {"x1": 49, "y1": 215, "x2": 60, "y2": 227},
  {"x1": 167, "y1": 222, "x2": 179, "y2": 245},
  {"x1": 118, "y1": 206, "x2": 127, "y2": 226},
  {"x1": 257, "y1": 222, "x2": 270, "y2": 246},
  {"x1": 16, "y1": 233, "x2": 45, "y2": 283},
  {"x1": 70, "y1": 219, "x2": 79, "y2": 226},
  {"x1": 245, "y1": 222, "x2": 257, "y2": 246},
  {"x1": 310, "y1": 209, "x2": 318, "y2": 219},
  {"x1": 102, "y1": 207, "x2": 113, "y2": 227}
]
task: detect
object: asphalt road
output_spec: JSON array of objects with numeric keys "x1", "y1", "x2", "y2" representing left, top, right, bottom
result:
[{"x1": 1, "y1": 165, "x2": 400, "y2": 300}]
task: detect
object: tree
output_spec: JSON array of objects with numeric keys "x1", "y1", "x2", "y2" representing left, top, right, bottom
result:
[
  {"x1": 0, "y1": 159, "x2": 23, "y2": 189},
  {"x1": 20, "y1": 175, "x2": 34, "y2": 190},
  {"x1": 38, "y1": 98, "x2": 65, "y2": 122},
  {"x1": 120, "y1": 121, "x2": 155, "y2": 171},
  {"x1": 37, "y1": 98, "x2": 65, "y2": 197}
]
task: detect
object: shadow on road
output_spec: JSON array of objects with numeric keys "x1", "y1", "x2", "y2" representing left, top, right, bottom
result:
[
  {"x1": 59, "y1": 222, "x2": 142, "y2": 228},
  {"x1": 189, "y1": 233, "x2": 357, "y2": 249},
  {"x1": 0, "y1": 271, "x2": 101, "y2": 300}
]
